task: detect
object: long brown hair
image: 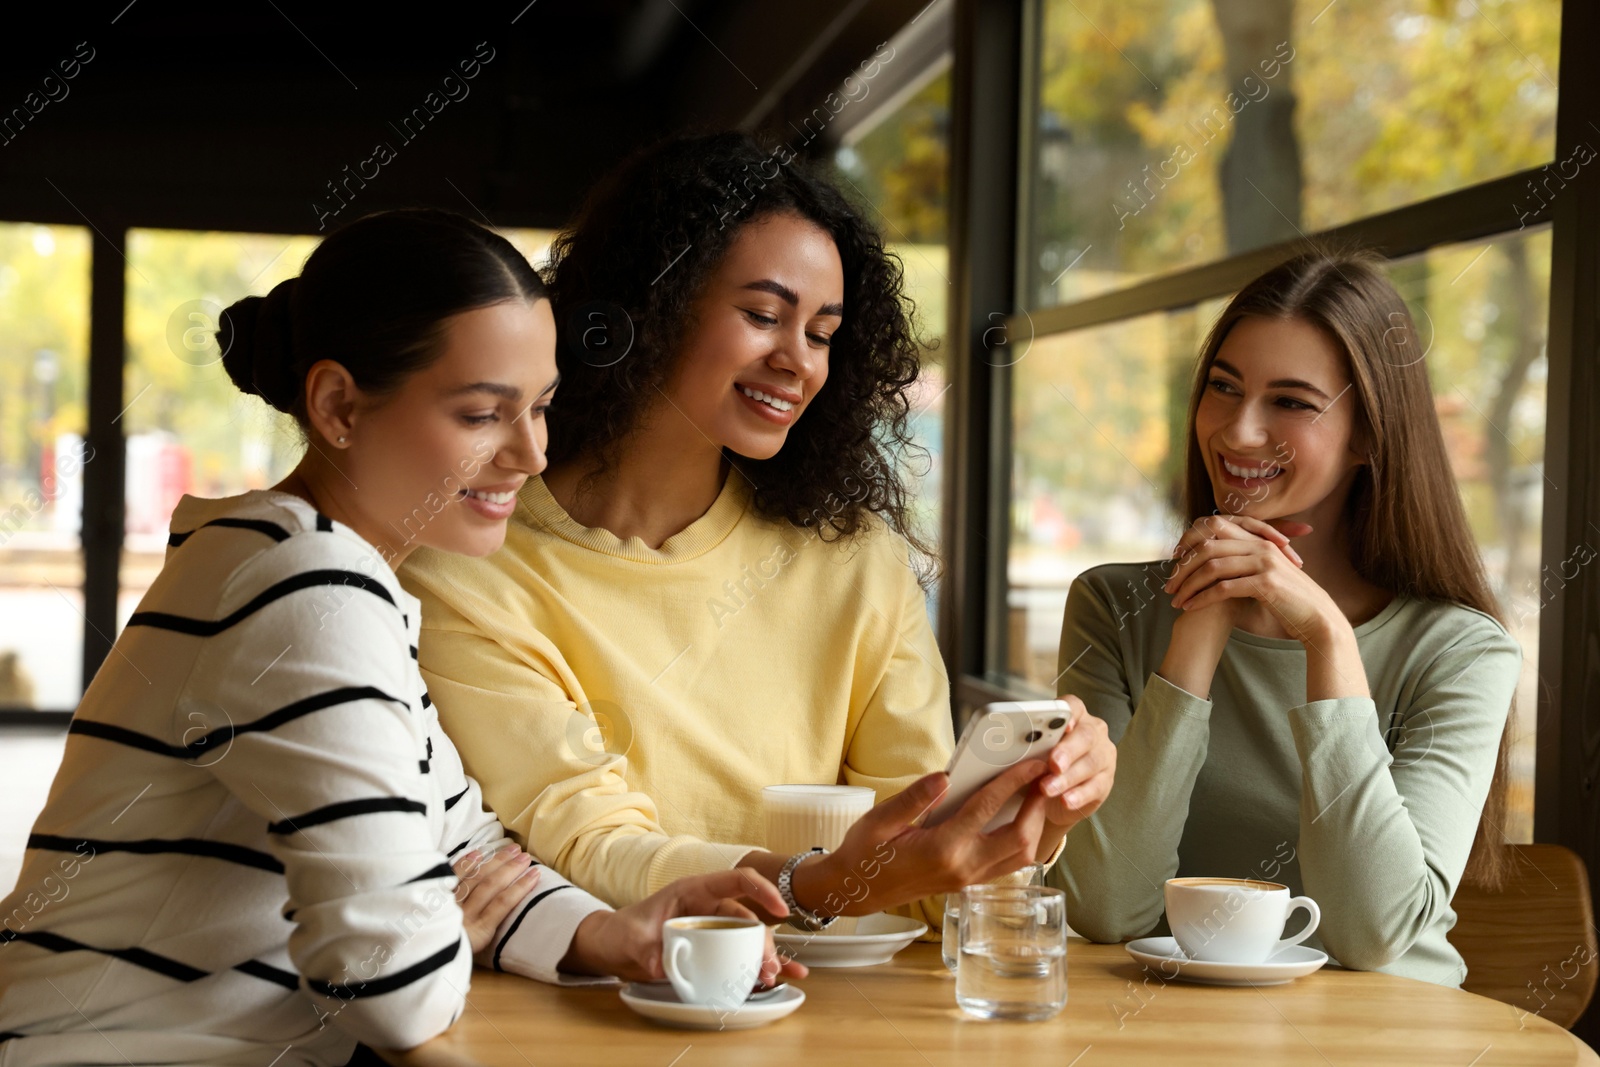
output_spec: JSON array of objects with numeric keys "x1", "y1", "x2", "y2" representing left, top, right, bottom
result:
[{"x1": 1181, "y1": 246, "x2": 1511, "y2": 889}]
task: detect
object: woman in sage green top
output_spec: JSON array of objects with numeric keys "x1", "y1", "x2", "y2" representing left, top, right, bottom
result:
[{"x1": 1050, "y1": 250, "x2": 1521, "y2": 987}]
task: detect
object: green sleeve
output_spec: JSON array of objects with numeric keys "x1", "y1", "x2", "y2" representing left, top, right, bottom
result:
[
  {"x1": 1046, "y1": 573, "x2": 1214, "y2": 942},
  {"x1": 1290, "y1": 625, "x2": 1520, "y2": 971}
]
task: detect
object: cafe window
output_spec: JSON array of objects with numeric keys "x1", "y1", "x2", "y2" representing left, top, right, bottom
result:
[
  {"x1": 117, "y1": 226, "x2": 558, "y2": 632},
  {"x1": 0, "y1": 223, "x2": 90, "y2": 711},
  {"x1": 1024, "y1": 0, "x2": 1561, "y2": 308},
  {"x1": 120, "y1": 229, "x2": 320, "y2": 627},
  {"x1": 1410, "y1": 226, "x2": 1552, "y2": 843},
  {"x1": 835, "y1": 60, "x2": 952, "y2": 608},
  {"x1": 1008, "y1": 299, "x2": 1226, "y2": 689},
  {"x1": 1001, "y1": 0, "x2": 1563, "y2": 842}
]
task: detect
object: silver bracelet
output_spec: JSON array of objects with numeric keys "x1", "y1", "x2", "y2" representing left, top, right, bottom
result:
[{"x1": 777, "y1": 847, "x2": 837, "y2": 931}]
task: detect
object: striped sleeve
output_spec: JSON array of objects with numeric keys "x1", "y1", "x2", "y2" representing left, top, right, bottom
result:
[
  {"x1": 427, "y1": 714, "x2": 613, "y2": 985},
  {"x1": 179, "y1": 539, "x2": 471, "y2": 1050}
]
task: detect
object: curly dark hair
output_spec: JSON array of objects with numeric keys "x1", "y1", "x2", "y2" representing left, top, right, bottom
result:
[{"x1": 544, "y1": 130, "x2": 937, "y2": 578}]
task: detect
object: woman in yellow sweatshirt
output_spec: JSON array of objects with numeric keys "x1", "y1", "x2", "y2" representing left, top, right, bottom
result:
[{"x1": 400, "y1": 132, "x2": 1116, "y2": 930}]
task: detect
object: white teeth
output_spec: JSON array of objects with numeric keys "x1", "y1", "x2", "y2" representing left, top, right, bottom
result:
[
  {"x1": 739, "y1": 385, "x2": 794, "y2": 412},
  {"x1": 1223, "y1": 458, "x2": 1284, "y2": 480},
  {"x1": 466, "y1": 489, "x2": 515, "y2": 504}
]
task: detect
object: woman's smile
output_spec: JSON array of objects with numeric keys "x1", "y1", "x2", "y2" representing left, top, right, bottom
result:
[
  {"x1": 1216, "y1": 451, "x2": 1289, "y2": 491},
  {"x1": 457, "y1": 478, "x2": 527, "y2": 520},
  {"x1": 735, "y1": 381, "x2": 802, "y2": 425}
]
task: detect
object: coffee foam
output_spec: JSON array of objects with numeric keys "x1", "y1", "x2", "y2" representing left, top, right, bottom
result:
[
  {"x1": 1167, "y1": 877, "x2": 1286, "y2": 892},
  {"x1": 666, "y1": 917, "x2": 759, "y2": 931}
]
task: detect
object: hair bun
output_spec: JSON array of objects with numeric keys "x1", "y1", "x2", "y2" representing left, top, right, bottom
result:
[{"x1": 218, "y1": 277, "x2": 299, "y2": 412}]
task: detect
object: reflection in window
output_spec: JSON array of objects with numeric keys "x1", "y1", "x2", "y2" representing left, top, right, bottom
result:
[
  {"x1": 1009, "y1": 229, "x2": 1549, "y2": 840},
  {"x1": 1026, "y1": 0, "x2": 1560, "y2": 307},
  {"x1": 835, "y1": 63, "x2": 951, "y2": 602},
  {"x1": 0, "y1": 223, "x2": 89, "y2": 709}
]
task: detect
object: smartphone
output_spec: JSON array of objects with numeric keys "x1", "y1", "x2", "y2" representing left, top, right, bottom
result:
[{"x1": 920, "y1": 700, "x2": 1074, "y2": 832}]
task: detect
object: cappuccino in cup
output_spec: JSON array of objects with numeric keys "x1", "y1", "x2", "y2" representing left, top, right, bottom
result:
[{"x1": 1164, "y1": 877, "x2": 1321, "y2": 964}]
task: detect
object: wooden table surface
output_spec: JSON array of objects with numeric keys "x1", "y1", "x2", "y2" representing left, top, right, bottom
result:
[{"x1": 381, "y1": 940, "x2": 1599, "y2": 1066}]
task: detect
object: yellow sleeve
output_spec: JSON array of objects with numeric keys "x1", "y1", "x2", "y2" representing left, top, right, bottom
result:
[
  {"x1": 416, "y1": 601, "x2": 753, "y2": 908},
  {"x1": 839, "y1": 567, "x2": 953, "y2": 794},
  {"x1": 839, "y1": 539, "x2": 955, "y2": 933}
]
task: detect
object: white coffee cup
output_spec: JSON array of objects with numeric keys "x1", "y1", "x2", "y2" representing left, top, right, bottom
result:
[
  {"x1": 661, "y1": 916, "x2": 765, "y2": 1009},
  {"x1": 1164, "y1": 877, "x2": 1321, "y2": 964}
]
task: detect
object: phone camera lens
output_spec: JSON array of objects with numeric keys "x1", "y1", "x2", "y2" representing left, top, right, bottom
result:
[
  {"x1": 1048, "y1": 717, "x2": 1066, "y2": 730},
  {"x1": 1024, "y1": 729, "x2": 1043, "y2": 743}
]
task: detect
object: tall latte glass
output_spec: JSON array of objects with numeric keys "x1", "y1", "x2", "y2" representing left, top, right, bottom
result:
[{"x1": 763, "y1": 785, "x2": 876, "y2": 934}]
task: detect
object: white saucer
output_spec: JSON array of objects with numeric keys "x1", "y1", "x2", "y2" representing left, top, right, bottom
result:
[
  {"x1": 1125, "y1": 937, "x2": 1329, "y2": 986},
  {"x1": 619, "y1": 981, "x2": 805, "y2": 1030},
  {"x1": 773, "y1": 912, "x2": 928, "y2": 967}
]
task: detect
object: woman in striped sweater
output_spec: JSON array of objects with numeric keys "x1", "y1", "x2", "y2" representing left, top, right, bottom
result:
[{"x1": 0, "y1": 209, "x2": 800, "y2": 1067}]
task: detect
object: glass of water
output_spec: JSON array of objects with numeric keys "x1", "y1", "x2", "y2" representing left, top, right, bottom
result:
[
  {"x1": 942, "y1": 863, "x2": 1044, "y2": 972},
  {"x1": 955, "y1": 884, "x2": 1067, "y2": 1021}
]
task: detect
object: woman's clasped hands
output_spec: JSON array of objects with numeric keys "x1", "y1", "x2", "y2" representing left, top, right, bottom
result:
[{"x1": 1162, "y1": 513, "x2": 1337, "y2": 643}]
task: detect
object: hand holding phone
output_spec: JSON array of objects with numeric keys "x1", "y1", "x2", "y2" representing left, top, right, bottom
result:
[
  {"x1": 921, "y1": 700, "x2": 1075, "y2": 832},
  {"x1": 763, "y1": 697, "x2": 1110, "y2": 918}
]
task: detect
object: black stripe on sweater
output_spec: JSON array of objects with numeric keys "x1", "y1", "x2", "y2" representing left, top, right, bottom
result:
[
  {"x1": 421, "y1": 691, "x2": 432, "y2": 710},
  {"x1": 27, "y1": 832, "x2": 284, "y2": 874},
  {"x1": 234, "y1": 958, "x2": 299, "y2": 990},
  {"x1": 443, "y1": 785, "x2": 470, "y2": 812},
  {"x1": 316, "y1": 512, "x2": 334, "y2": 532},
  {"x1": 1, "y1": 932, "x2": 304, "y2": 994},
  {"x1": 446, "y1": 838, "x2": 472, "y2": 859},
  {"x1": 69, "y1": 685, "x2": 409, "y2": 760},
  {"x1": 492, "y1": 885, "x2": 573, "y2": 972},
  {"x1": 266, "y1": 797, "x2": 427, "y2": 835},
  {"x1": 419, "y1": 738, "x2": 433, "y2": 775},
  {"x1": 126, "y1": 570, "x2": 396, "y2": 636},
  {"x1": 168, "y1": 517, "x2": 291, "y2": 548},
  {"x1": 404, "y1": 862, "x2": 455, "y2": 884},
  {"x1": 308, "y1": 938, "x2": 460, "y2": 999},
  {"x1": 2, "y1": 930, "x2": 207, "y2": 982}
]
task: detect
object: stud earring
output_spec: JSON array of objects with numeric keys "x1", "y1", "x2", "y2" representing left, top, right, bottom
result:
[{"x1": 337, "y1": 436, "x2": 347, "y2": 444}]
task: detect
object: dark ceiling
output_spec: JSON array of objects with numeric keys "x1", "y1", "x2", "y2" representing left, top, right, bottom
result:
[{"x1": 0, "y1": 0, "x2": 928, "y2": 236}]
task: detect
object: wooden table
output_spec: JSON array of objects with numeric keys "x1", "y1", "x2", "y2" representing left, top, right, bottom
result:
[{"x1": 382, "y1": 941, "x2": 1599, "y2": 1066}]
